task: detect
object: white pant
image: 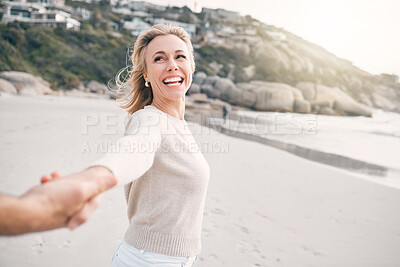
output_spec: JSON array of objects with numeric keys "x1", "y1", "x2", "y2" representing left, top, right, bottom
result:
[{"x1": 111, "y1": 241, "x2": 198, "y2": 267}]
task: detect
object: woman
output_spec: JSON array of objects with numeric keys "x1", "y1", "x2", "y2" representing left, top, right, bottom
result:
[{"x1": 90, "y1": 24, "x2": 210, "y2": 266}]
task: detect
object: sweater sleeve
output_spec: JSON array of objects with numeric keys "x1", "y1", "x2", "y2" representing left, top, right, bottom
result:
[{"x1": 88, "y1": 110, "x2": 162, "y2": 185}]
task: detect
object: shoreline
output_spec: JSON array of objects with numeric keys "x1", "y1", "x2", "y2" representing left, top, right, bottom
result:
[
  {"x1": 185, "y1": 104, "x2": 400, "y2": 188},
  {"x1": 2, "y1": 93, "x2": 399, "y2": 185}
]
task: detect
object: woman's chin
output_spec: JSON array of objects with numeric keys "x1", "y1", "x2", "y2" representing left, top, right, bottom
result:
[{"x1": 164, "y1": 89, "x2": 189, "y2": 100}]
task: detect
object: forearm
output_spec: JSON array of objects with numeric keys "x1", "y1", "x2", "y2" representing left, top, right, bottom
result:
[{"x1": 0, "y1": 194, "x2": 39, "y2": 235}]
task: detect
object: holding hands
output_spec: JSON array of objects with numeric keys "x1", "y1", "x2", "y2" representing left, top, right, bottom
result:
[{"x1": 0, "y1": 166, "x2": 117, "y2": 235}]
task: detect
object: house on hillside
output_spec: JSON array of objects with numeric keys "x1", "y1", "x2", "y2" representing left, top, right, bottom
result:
[
  {"x1": 202, "y1": 7, "x2": 241, "y2": 23},
  {"x1": 262, "y1": 25, "x2": 286, "y2": 43},
  {"x1": 153, "y1": 18, "x2": 196, "y2": 40},
  {"x1": 111, "y1": 5, "x2": 133, "y2": 15},
  {"x1": 123, "y1": 17, "x2": 151, "y2": 36},
  {"x1": 28, "y1": 0, "x2": 65, "y2": 8},
  {"x1": 129, "y1": 1, "x2": 166, "y2": 12},
  {"x1": 1, "y1": 0, "x2": 80, "y2": 30},
  {"x1": 111, "y1": 0, "x2": 166, "y2": 12},
  {"x1": 74, "y1": 6, "x2": 91, "y2": 20},
  {"x1": 201, "y1": 27, "x2": 233, "y2": 48}
]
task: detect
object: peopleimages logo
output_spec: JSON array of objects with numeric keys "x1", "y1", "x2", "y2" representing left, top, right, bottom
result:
[
  {"x1": 82, "y1": 112, "x2": 129, "y2": 135},
  {"x1": 218, "y1": 113, "x2": 318, "y2": 135},
  {"x1": 81, "y1": 111, "x2": 317, "y2": 136}
]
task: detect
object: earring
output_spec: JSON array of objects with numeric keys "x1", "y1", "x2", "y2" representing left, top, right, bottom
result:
[{"x1": 145, "y1": 81, "x2": 150, "y2": 87}]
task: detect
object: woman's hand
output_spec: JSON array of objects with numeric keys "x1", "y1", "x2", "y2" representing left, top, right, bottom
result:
[{"x1": 40, "y1": 171, "x2": 62, "y2": 184}]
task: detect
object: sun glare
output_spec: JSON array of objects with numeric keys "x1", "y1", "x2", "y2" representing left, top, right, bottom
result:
[{"x1": 301, "y1": 2, "x2": 358, "y2": 57}]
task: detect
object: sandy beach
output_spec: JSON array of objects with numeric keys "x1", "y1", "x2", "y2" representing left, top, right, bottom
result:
[{"x1": 0, "y1": 95, "x2": 399, "y2": 267}]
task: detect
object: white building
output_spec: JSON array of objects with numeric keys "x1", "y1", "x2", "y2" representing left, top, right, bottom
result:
[
  {"x1": 128, "y1": 1, "x2": 166, "y2": 12},
  {"x1": 153, "y1": 18, "x2": 196, "y2": 40},
  {"x1": 202, "y1": 7, "x2": 241, "y2": 22},
  {"x1": 2, "y1": 1, "x2": 80, "y2": 30},
  {"x1": 123, "y1": 17, "x2": 151, "y2": 36},
  {"x1": 75, "y1": 6, "x2": 91, "y2": 20},
  {"x1": 265, "y1": 30, "x2": 286, "y2": 42},
  {"x1": 111, "y1": 5, "x2": 133, "y2": 15},
  {"x1": 262, "y1": 25, "x2": 287, "y2": 42},
  {"x1": 28, "y1": 0, "x2": 65, "y2": 8}
]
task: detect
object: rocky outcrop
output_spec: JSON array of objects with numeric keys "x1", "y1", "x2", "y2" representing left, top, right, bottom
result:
[
  {"x1": 238, "y1": 81, "x2": 304, "y2": 112},
  {"x1": 191, "y1": 72, "x2": 373, "y2": 116},
  {"x1": 0, "y1": 71, "x2": 54, "y2": 95},
  {"x1": 224, "y1": 28, "x2": 400, "y2": 114},
  {"x1": 296, "y1": 82, "x2": 316, "y2": 101},
  {"x1": 0, "y1": 78, "x2": 17, "y2": 93},
  {"x1": 0, "y1": 71, "x2": 116, "y2": 99},
  {"x1": 294, "y1": 99, "x2": 311, "y2": 113},
  {"x1": 295, "y1": 82, "x2": 372, "y2": 116},
  {"x1": 371, "y1": 85, "x2": 399, "y2": 112},
  {"x1": 86, "y1": 80, "x2": 108, "y2": 94},
  {"x1": 193, "y1": 73, "x2": 310, "y2": 113},
  {"x1": 331, "y1": 87, "x2": 372, "y2": 117}
]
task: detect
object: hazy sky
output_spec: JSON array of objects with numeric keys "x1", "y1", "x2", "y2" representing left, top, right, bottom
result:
[{"x1": 144, "y1": 0, "x2": 400, "y2": 76}]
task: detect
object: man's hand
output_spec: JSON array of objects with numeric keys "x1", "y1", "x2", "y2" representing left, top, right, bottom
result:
[{"x1": 0, "y1": 167, "x2": 117, "y2": 235}]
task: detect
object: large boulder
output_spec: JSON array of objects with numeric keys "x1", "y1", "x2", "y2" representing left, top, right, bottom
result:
[
  {"x1": 188, "y1": 83, "x2": 201, "y2": 94},
  {"x1": 319, "y1": 107, "x2": 337, "y2": 116},
  {"x1": 370, "y1": 85, "x2": 399, "y2": 112},
  {"x1": 314, "y1": 84, "x2": 337, "y2": 108},
  {"x1": 243, "y1": 65, "x2": 256, "y2": 79},
  {"x1": 297, "y1": 81, "x2": 372, "y2": 116},
  {"x1": 86, "y1": 80, "x2": 108, "y2": 94},
  {"x1": 294, "y1": 99, "x2": 311, "y2": 113},
  {"x1": 200, "y1": 76, "x2": 221, "y2": 98},
  {"x1": 295, "y1": 82, "x2": 316, "y2": 100},
  {"x1": 214, "y1": 78, "x2": 241, "y2": 103},
  {"x1": 372, "y1": 92, "x2": 397, "y2": 111},
  {"x1": 254, "y1": 86, "x2": 294, "y2": 111},
  {"x1": 193, "y1": 72, "x2": 207, "y2": 85},
  {"x1": 0, "y1": 71, "x2": 54, "y2": 95},
  {"x1": 238, "y1": 81, "x2": 304, "y2": 111},
  {"x1": 190, "y1": 93, "x2": 209, "y2": 103},
  {"x1": 233, "y1": 83, "x2": 256, "y2": 106},
  {"x1": 331, "y1": 87, "x2": 372, "y2": 117},
  {"x1": 0, "y1": 78, "x2": 17, "y2": 93},
  {"x1": 253, "y1": 43, "x2": 291, "y2": 71}
]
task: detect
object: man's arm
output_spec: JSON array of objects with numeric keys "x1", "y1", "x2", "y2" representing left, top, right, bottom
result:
[{"x1": 0, "y1": 167, "x2": 117, "y2": 236}]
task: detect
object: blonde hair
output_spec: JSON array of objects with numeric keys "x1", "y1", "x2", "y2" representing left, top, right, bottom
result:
[{"x1": 116, "y1": 24, "x2": 195, "y2": 114}]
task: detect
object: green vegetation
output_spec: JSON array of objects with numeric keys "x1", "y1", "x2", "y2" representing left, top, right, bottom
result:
[{"x1": 0, "y1": 21, "x2": 132, "y2": 89}]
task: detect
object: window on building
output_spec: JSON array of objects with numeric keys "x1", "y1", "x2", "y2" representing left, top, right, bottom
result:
[
  {"x1": 10, "y1": 9, "x2": 20, "y2": 16},
  {"x1": 48, "y1": 14, "x2": 55, "y2": 19},
  {"x1": 22, "y1": 11, "x2": 30, "y2": 18}
]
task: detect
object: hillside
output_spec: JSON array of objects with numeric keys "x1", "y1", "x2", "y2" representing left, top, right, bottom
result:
[
  {"x1": 0, "y1": 4, "x2": 399, "y2": 115},
  {"x1": 0, "y1": 21, "x2": 130, "y2": 88}
]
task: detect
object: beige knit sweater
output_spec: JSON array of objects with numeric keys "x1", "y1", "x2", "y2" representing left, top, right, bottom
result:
[{"x1": 91, "y1": 105, "x2": 210, "y2": 257}]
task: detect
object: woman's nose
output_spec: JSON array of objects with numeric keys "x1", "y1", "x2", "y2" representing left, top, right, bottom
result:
[{"x1": 167, "y1": 60, "x2": 179, "y2": 71}]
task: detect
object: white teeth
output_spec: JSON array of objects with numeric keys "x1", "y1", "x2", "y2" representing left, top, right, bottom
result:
[
  {"x1": 165, "y1": 82, "x2": 181, "y2": 86},
  {"x1": 163, "y1": 77, "x2": 182, "y2": 83}
]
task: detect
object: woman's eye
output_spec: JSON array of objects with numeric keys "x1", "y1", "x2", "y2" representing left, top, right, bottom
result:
[
  {"x1": 154, "y1": 57, "x2": 164, "y2": 62},
  {"x1": 177, "y1": 55, "x2": 186, "y2": 59}
]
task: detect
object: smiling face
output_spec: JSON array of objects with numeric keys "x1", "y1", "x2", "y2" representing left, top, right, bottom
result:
[{"x1": 143, "y1": 34, "x2": 193, "y2": 103}]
